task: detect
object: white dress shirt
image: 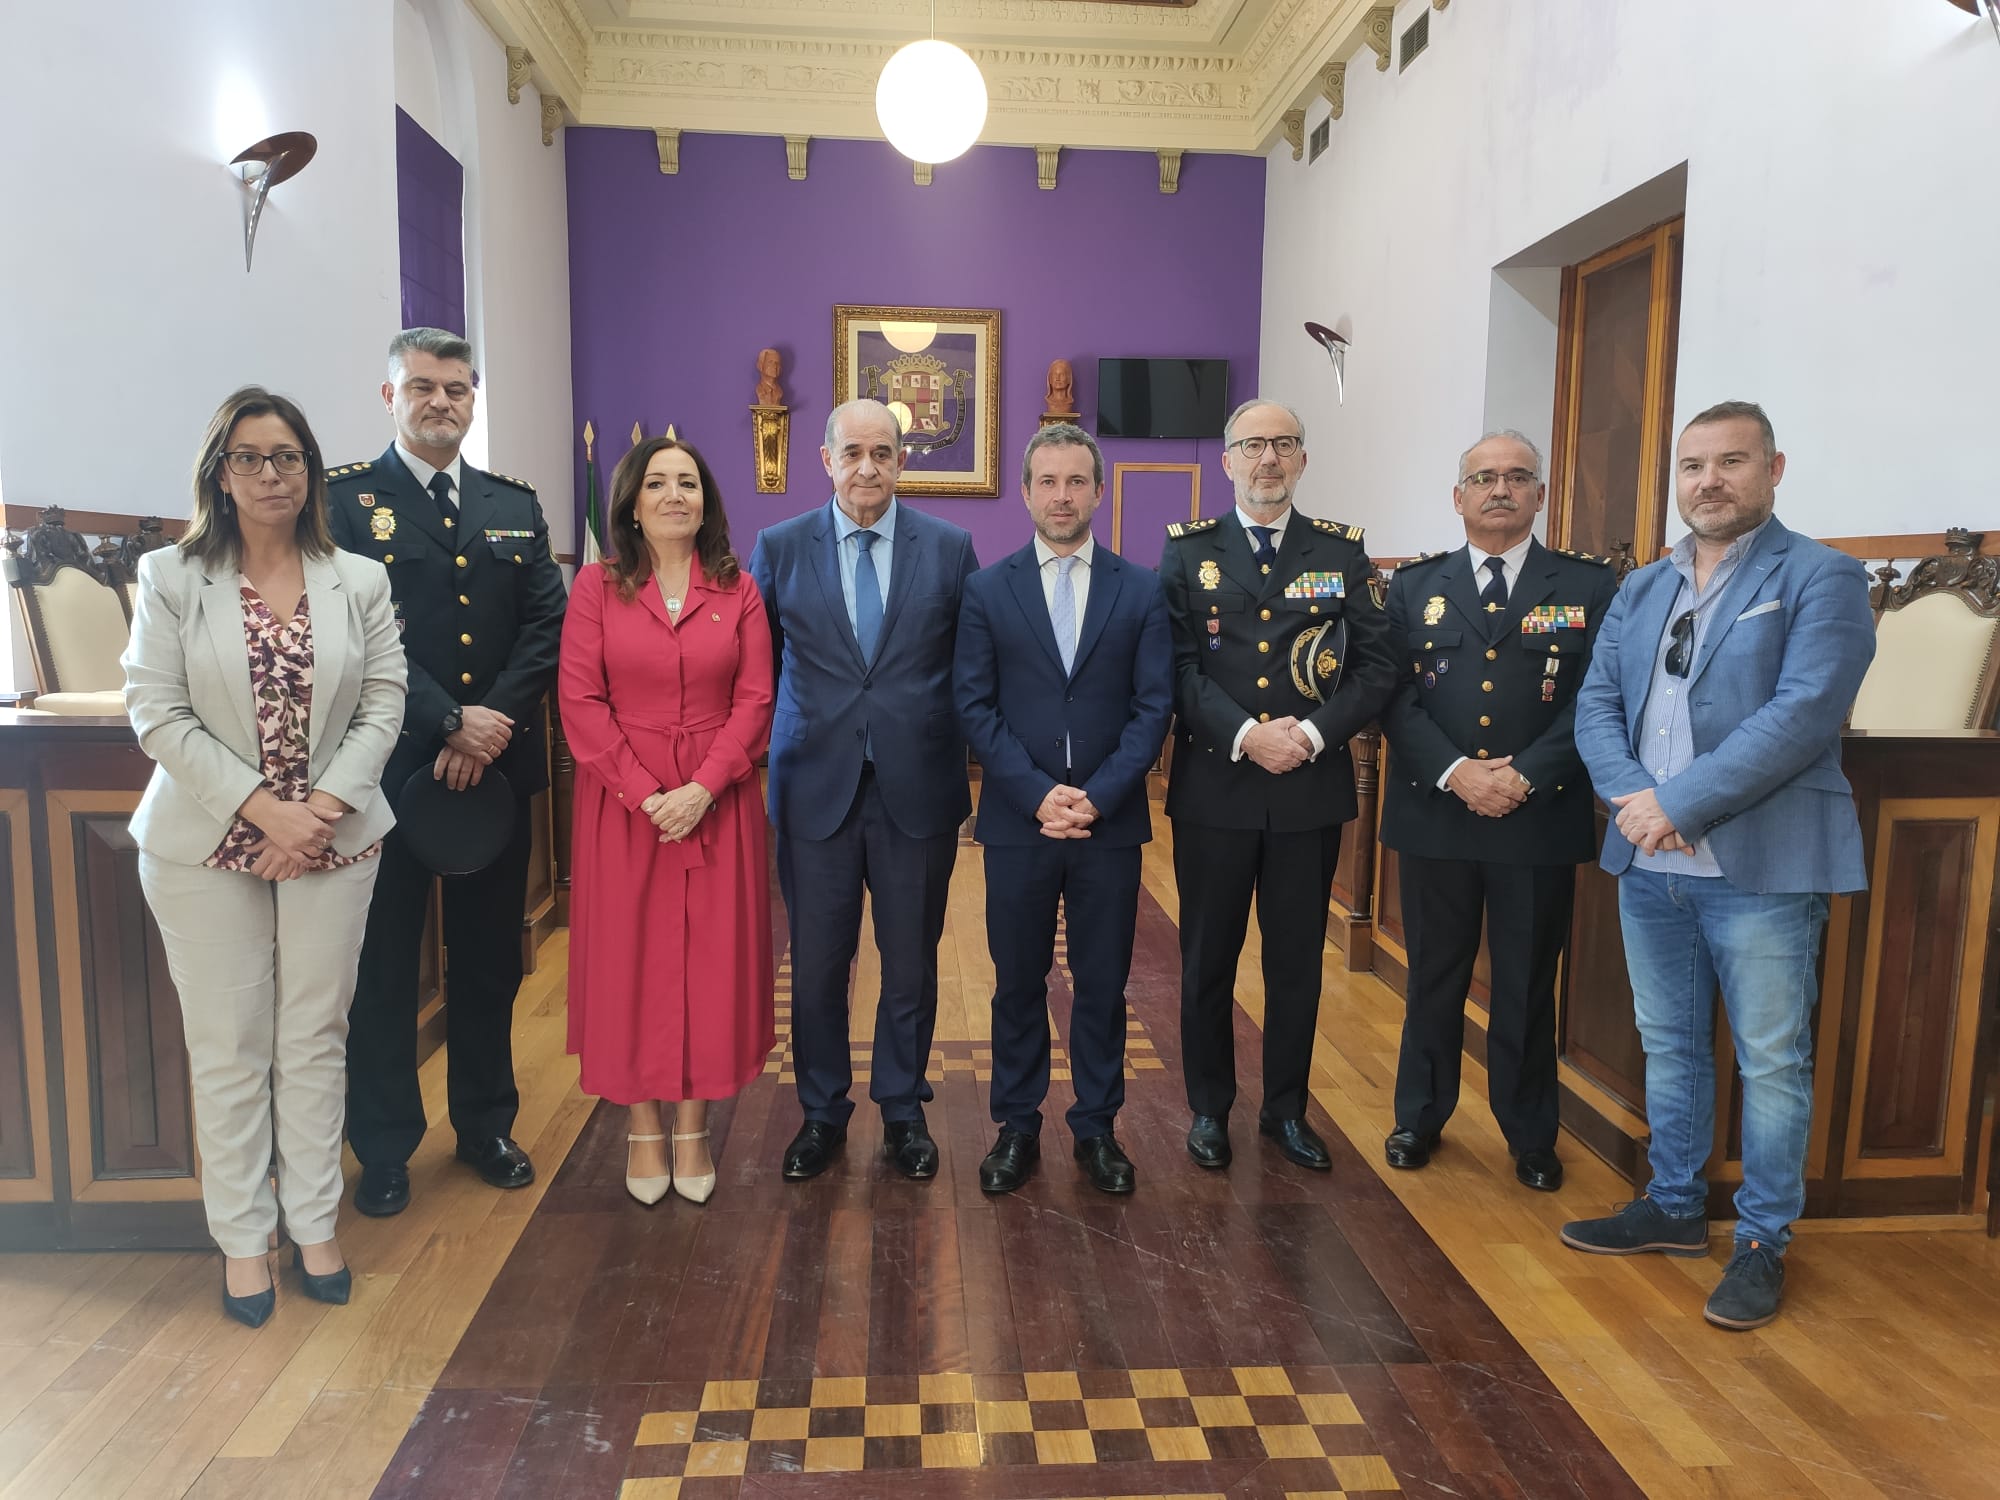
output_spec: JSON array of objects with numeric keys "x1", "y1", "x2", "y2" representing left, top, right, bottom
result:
[
  {"x1": 1034, "y1": 532, "x2": 1094, "y2": 659},
  {"x1": 1227, "y1": 506, "x2": 1326, "y2": 763},
  {"x1": 395, "y1": 443, "x2": 464, "y2": 511}
]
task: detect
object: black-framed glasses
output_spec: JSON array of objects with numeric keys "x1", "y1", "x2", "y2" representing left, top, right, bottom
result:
[
  {"x1": 220, "y1": 449, "x2": 308, "y2": 477},
  {"x1": 1228, "y1": 435, "x2": 1302, "y2": 460},
  {"x1": 1665, "y1": 609, "x2": 1696, "y2": 677}
]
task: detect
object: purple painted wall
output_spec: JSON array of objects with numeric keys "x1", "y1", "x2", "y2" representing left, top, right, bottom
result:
[
  {"x1": 564, "y1": 128, "x2": 1264, "y2": 567},
  {"x1": 395, "y1": 108, "x2": 465, "y2": 336}
]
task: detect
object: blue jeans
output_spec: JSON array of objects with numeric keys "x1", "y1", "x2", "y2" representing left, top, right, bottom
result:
[{"x1": 1619, "y1": 870, "x2": 1828, "y2": 1250}]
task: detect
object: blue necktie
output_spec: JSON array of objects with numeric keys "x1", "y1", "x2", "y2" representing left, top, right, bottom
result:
[
  {"x1": 1052, "y1": 554, "x2": 1079, "y2": 675},
  {"x1": 1250, "y1": 524, "x2": 1277, "y2": 572},
  {"x1": 853, "y1": 529, "x2": 883, "y2": 662}
]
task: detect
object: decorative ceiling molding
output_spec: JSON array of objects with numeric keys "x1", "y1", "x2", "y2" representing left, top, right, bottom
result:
[{"x1": 467, "y1": 0, "x2": 1395, "y2": 156}]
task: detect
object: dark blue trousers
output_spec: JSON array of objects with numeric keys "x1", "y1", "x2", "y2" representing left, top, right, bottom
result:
[
  {"x1": 776, "y1": 769, "x2": 958, "y2": 1127},
  {"x1": 983, "y1": 840, "x2": 1142, "y2": 1141}
]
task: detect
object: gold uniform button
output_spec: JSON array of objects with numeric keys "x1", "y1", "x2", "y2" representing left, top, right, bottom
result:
[
  {"x1": 1258, "y1": 713, "x2": 1271, "y2": 722},
  {"x1": 1476, "y1": 749, "x2": 1490, "y2": 759},
  {"x1": 460, "y1": 672, "x2": 473, "y2": 685},
  {"x1": 1309, "y1": 604, "x2": 1320, "y2": 614},
  {"x1": 1549, "y1": 644, "x2": 1560, "y2": 654},
  {"x1": 1257, "y1": 676, "x2": 1269, "y2": 689},
  {"x1": 458, "y1": 594, "x2": 470, "y2": 605},
  {"x1": 1425, "y1": 640, "x2": 1434, "y2": 650},
  {"x1": 383, "y1": 553, "x2": 394, "y2": 563},
  {"x1": 1479, "y1": 715, "x2": 1491, "y2": 727},
  {"x1": 1210, "y1": 605, "x2": 1219, "y2": 616},
  {"x1": 455, "y1": 556, "x2": 467, "y2": 569},
  {"x1": 1257, "y1": 641, "x2": 1270, "y2": 653},
  {"x1": 1485, "y1": 648, "x2": 1498, "y2": 661},
  {"x1": 514, "y1": 554, "x2": 522, "y2": 562},
  {"x1": 1260, "y1": 608, "x2": 1271, "y2": 621},
  {"x1": 460, "y1": 633, "x2": 473, "y2": 645},
  {"x1": 1481, "y1": 680, "x2": 1493, "y2": 692}
]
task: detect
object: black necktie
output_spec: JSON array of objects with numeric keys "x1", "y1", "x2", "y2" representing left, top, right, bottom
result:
[
  {"x1": 427, "y1": 471, "x2": 456, "y2": 529},
  {"x1": 1249, "y1": 524, "x2": 1277, "y2": 573},
  {"x1": 1479, "y1": 555, "x2": 1508, "y2": 613}
]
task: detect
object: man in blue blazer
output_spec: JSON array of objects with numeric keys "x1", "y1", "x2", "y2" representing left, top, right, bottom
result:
[
  {"x1": 1565, "y1": 401, "x2": 1876, "y2": 1332},
  {"x1": 748, "y1": 399, "x2": 980, "y2": 1181},
  {"x1": 954, "y1": 426, "x2": 1173, "y2": 1195}
]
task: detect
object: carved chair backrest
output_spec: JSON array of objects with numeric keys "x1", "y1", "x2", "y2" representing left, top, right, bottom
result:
[
  {"x1": 2, "y1": 507, "x2": 166, "y2": 696},
  {"x1": 1850, "y1": 528, "x2": 2000, "y2": 733}
]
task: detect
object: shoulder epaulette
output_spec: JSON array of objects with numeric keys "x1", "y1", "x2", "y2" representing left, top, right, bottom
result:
[
  {"x1": 326, "y1": 461, "x2": 373, "y2": 481},
  {"x1": 1309, "y1": 517, "x2": 1365, "y2": 542},
  {"x1": 1395, "y1": 550, "x2": 1448, "y2": 570},
  {"x1": 1556, "y1": 547, "x2": 1611, "y2": 566},
  {"x1": 487, "y1": 471, "x2": 537, "y2": 493},
  {"x1": 1165, "y1": 517, "x2": 1221, "y2": 539}
]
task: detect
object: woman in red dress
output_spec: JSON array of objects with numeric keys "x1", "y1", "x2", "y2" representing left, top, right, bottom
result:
[{"x1": 558, "y1": 437, "x2": 774, "y2": 1205}]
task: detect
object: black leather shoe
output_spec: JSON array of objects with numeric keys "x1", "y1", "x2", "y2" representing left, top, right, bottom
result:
[
  {"x1": 1186, "y1": 1114, "x2": 1232, "y2": 1169},
  {"x1": 884, "y1": 1119, "x2": 939, "y2": 1180},
  {"x1": 979, "y1": 1127, "x2": 1039, "y2": 1194},
  {"x1": 221, "y1": 1266, "x2": 275, "y2": 1329},
  {"x1": 292, "y1": 1244, "x2": 352, "y2": 1305},
  {"x1": 355, "y1": 1162, "x2": 410, "y2": 1217},
  {"x1": 1261, "y1": 1117, "x2": 1332, "y2": 1171},
  {"x1": 1384, "y1": 1127, "x2": 1439, "y2": 1170},
  {"x1": 457, "y1": 1136, "x2": 535, "y2": 1189},
  {"x1": 1513, "y1": 1147, "x2": 1564, "y2": 1193},
  {"x1": 782, "y1": 1120, "x2": 847, "y2": 1180},
  {"x1": 1074, "y1": 1135, "x2": 1136, "y2": 1195}
]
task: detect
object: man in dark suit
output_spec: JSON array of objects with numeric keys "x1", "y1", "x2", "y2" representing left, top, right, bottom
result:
[
  {"x1": 954, "y1": 425, "x2": 1173, "y2": 1195},
  {"x1": 1161, "y1": 398, "x2": 1396, "y2": 1172},
  {"x1": 327, "y1": 327, "x2": 566, "y2": 1217},
  {"x1": 1378, "y1": 429, "x2": 1617, "y2": 1193},
  {"x1": 748, "y1": 399, "x2": 980, "y2": 1181}
]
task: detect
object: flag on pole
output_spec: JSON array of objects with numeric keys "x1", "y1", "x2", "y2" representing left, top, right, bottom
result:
[{"x1": 582, "y1": 420, "x2": 604, "y2": 566}]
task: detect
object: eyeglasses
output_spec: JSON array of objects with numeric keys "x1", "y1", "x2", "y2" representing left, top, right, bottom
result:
[
  {"x1": 220, "y1": 450, "x2": 308, "y2": 477},
  {"x1": 1458, "y1": 469, "x2": 1540, "y2": 493},
  {"x1": 1228, "y1": 435, "x2": 1302, "y2": 460},
  {"x1": 1665, "y1": 610, "x2": 1696, "y2": 677}
]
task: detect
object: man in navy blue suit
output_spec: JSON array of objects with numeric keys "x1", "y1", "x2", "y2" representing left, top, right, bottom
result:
[
  {"x1": 748, "y1": 399, "x2": 980, "y2": 1181},
  {"x1": 954, "y1": 425, "x2": 1173, "y2": 1195}
]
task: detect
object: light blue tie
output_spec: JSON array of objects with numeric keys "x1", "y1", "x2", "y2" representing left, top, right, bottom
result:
[
  {"x1": 853, "y1": 529, "x2": 883, "y2": 662},
  {"x1": 1052, "y1": 554, "x2": 1079, "y2": 675}
]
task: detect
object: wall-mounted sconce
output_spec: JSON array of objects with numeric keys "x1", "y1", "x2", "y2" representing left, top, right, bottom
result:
[
  {"x1": 230, "y1": 131, "x2": 317, "y2": 271},
  {"x1": 1304, "y1": 321, "x2": 1351, "y2": 404}
]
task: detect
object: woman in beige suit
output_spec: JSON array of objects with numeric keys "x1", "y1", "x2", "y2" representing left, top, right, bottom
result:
[{"x1": 124, "y1": 386, "x2": 406, "y2": 1327}]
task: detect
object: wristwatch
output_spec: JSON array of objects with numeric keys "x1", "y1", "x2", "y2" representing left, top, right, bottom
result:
[{"x1": 440, "y1": 706, "x2": 464, "y2": 737}]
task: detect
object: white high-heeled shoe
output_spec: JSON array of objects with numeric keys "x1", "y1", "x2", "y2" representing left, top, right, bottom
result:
[
  {"x1": 672, "y1": 1129, "x2": 716, "y2": 1204},
  {"x1": 626, "y1": 1132, "x2": 670, "y2": 1205}
]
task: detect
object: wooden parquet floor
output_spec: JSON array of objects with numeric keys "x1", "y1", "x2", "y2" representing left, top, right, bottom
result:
[{"x1": 2, "y1": 802, "x2": 1998, "y2": 1497}]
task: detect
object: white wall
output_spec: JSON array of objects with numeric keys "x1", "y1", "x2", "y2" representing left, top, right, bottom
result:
[{"x1": 1261, "y1": 0, "x2": 1999, "y2": 556}]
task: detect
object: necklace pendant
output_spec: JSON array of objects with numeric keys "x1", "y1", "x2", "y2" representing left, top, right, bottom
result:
[{"x1": 666, "y1": 594, "x2": 682, "y2": 612}]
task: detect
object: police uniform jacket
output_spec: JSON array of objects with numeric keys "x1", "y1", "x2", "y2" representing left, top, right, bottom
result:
[
  {"x1": 327, "y1": 445, "x2": 567, "y2": 798},
  {"x1": 1378, "y1": 539, "x2": 1618, "y2": 865},
  {"x1": 1160, "y1": 512, "x2": 1396, "y2": 832}
]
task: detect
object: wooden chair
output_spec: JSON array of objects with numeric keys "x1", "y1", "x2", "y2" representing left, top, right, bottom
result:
[
  {"x1": 1850, "y1": 528, "x2": 2000, "y2": 733},
  {"x1": 1, "y1": 506, "x2": 157, "y2": 715}
]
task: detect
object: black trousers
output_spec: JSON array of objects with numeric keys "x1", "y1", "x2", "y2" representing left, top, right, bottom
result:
[
  {"x1": 776, "y1": 769, "x2": 958, "y2": 1128},
  {"x1": 1392, "y1": 852, "x2": 1573, "y2": 1153},
  {"x1": 983, "y1": 840, "x2": 1141, "y2": 1141},
  {"x1": 1173, "y1": 820, "x2": 1341, "y2": 1122},
  {"x1": 344, "y1": 796, "x2": 533, "y2": 1167}
]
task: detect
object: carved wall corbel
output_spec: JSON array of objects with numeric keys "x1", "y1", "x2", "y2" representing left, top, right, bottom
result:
[
  {"x1": 655, "y1": 127, "x2": 680, "y2": 174},
  {"x1": 539, "y1": 92, "x2": 563, "y2": 146},
  {"x1": 506, "y1": 46, "x2": 533, "y2": 106},
  {"x1": 913, "y1": 161, "x2": 933, "y2": 187},
  {"x1": 1320, "y1": 61, "x2": 1346, "y2": 120},
  {"x1": 1433, "y1": 0, "x2": 1451, "y2": 9},
  {"x1": 1281, "y1": 109, "x2": 1305, "y2": 162},
  {"x1": 1363, "y1": 5, "x2": 1395, "y2": 71},
  {"x1": 1036, "y1": 145, "x2": 1061, "y2": 190},
  {"x1": 785, "y1": 135, "x2": 809, "y2": 180},
  {"x1": 1157, "y1": 148, "x2": 1182, "y2": 195}
]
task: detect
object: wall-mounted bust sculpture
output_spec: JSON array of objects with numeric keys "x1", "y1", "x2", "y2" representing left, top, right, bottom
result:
[
  {"x1": 756, "y1": 347, "x2": 785, "y2": 407},
  {"x1": 1045, "y1": 357, "x2": 1076, "y2": 415}
]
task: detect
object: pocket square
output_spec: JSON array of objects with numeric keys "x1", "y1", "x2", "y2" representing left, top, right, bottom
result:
[{"x1": 1735, "y1": 599, "x2": 1782, "y2": 621}]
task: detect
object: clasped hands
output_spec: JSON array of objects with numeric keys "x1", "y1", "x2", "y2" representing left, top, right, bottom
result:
[
  {"x1": 1242, "y1": 716, "x2": 1316, "y2": 774},
  {"x1": 242, "y1": 787, "x2": 351, "y2": 882},
  {"x1": 434, "y1": 705, "x2": 517, "y2": 791},
  {"x1": 1447, "y1": 755, "x2": 1531, "y2": 819},
  {"x1": 642, "y1": 782, "x2": 714, "y2": 843},
  {"x1": 1036, "y1": 784, "x2": 1100, "y2": 840},
  {"x1": 1608, "y1": 787, "x2": 1690, "y2": 854}
]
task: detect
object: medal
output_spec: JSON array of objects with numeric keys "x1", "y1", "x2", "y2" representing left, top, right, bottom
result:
[
  {"x1": 1423, "y1": 595, "x2": 1446, "y2": 625},
  {"x1": 1424, "y1": 671, "x2": 1436, "y2": 688},
  {"x1": 1199, "y1": 559, "x2": 1221, "y2": 591},
  {"x1": 1542, "y1": 678, "x2": 1557, "y2": 702}
]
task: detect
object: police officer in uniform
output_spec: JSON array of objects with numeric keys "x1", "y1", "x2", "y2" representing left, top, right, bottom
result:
[
  {"x1": 327, "y1": 328, "x2": 567, "y2": 1216},
  {"x1": 1161, "y1": 398, "x2": 1396, "y2": 1172},
  {"x1": 1378, "y1": 429, "x2": 1617, "y2": 1192}
]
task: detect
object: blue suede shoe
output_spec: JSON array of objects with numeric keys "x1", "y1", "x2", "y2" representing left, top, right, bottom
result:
[
  {"x1": 1704, "y1": 1240, "x2": 1785, "y2": 1330},
  {"x1": 1559, "y1": 1197, "x2": 1710, "y2": 1257}
]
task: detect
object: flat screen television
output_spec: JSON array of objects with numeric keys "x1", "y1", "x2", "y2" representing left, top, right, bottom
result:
[{"x1": 1095, "y1": 357, "x2": 1229, "y2": 440}]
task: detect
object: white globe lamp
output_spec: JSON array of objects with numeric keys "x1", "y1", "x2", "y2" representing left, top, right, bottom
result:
[{"x1": 875, "y1": 38, "x2": 988, "y2": 164}]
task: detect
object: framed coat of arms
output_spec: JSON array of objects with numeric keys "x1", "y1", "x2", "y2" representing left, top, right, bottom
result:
[{"x1": 833, "y1": 304, "x2": 1000, "y2": 497}]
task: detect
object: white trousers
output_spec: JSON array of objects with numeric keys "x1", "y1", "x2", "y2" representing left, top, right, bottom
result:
[{"x1": 138, "y1": 853, "x2": 380, "y2": 1258}]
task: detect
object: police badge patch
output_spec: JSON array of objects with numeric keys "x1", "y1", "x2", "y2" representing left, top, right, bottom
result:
[{"x1": 370, "y1": 508, "x2": 396, "y2": 542}]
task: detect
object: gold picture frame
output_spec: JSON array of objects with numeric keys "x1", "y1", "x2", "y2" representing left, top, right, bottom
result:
[{"x1": 833, "y1": 304, "x2": 1000, "y2": 497}]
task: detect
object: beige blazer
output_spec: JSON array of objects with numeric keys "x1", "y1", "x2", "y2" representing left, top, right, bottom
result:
[{"x1": 122, "y1": 546, "x2": 408, "y2": 865}]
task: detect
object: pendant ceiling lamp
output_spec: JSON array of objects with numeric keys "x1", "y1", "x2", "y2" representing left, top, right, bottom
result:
[{"x1": 875, "y1": 2, "x2": 987, "y2": 164}]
